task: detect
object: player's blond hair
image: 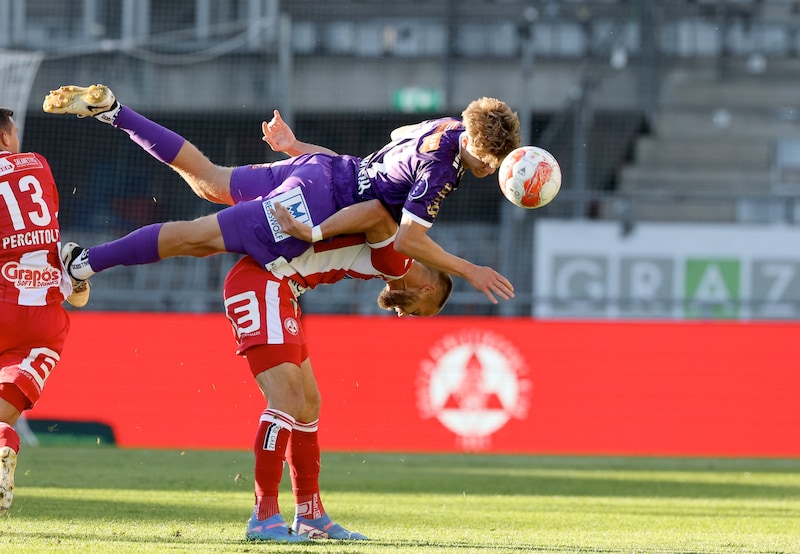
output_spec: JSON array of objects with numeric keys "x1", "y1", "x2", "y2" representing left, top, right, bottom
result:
[
  {"x1": 462, "y1": 97, "x2": 521, "y2": 169},
  {"x1": 432, "y1": 269, "x2": 453, "y2": 315}
]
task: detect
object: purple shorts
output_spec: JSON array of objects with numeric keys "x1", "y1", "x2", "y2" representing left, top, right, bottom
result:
[{"x1": 216, "y1": 154, "x2": 343, "y2": 269}]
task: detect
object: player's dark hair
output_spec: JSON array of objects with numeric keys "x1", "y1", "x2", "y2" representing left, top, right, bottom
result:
[{"x1": 0, "y1": 108, "x2": 14, "y2": 133}]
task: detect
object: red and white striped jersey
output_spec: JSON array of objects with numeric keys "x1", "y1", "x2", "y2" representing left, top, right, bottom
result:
[
  {"x1": 0, "y1": 150, "x2": 71, "y2": 306},
  {"x1": 272, "y1": 232, "x2": 411, "y2": 295}
]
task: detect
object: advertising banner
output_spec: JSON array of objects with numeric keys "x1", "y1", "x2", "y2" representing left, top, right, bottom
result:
[
  {"x1": 30, "y1": 312, "x2": 800, "y2": 456},
  {"x1": 534, "y1": 220, "x2": 800, "y2": 320}
]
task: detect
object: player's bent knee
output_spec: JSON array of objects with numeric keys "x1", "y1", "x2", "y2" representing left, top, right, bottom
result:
[{"x1": 255, "y1": 362, "x2": 306, "y2": 416}]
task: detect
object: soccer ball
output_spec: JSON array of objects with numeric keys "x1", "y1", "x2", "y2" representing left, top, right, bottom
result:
[{"x1": 497, "y1": 146, "x2": 562, "y2": 209}]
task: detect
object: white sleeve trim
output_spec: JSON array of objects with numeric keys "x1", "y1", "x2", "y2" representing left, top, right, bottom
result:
[{"x1": 401, "y1": 208, "x2": 433, "y2": 229}]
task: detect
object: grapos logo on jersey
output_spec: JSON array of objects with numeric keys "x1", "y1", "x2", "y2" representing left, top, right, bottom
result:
[
  {"x1": 262, "y1": 188, "x2": 312, "y2": 242},
  {"x1": 417, "y1": 329, "x2": 531, "y2": 450},
  {"x1": 2, "y1": 261, "x2": 62, "y2": 289}
]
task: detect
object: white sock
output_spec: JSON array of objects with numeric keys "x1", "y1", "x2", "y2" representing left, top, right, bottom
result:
[
  {"x1": 70, "y1": 249, "x2": 95, "y2": 280},
  {"x1": 94, "y1": 102, "x2": 121, "y2": 125}
]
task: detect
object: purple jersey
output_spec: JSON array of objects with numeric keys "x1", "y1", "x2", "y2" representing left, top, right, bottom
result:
[
  {"x1": 214, "y1": 119, "x2": 465, "y2": 270},
  {"x1": 353, "y1": 117, "x2": 465, "y2": 227}
]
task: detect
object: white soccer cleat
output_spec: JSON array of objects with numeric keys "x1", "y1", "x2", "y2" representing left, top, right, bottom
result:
[
  {"x1": 0, "y1": 446, "x2": 17, "y2": 515},
  {"x1": 42, "y1": 84, "x2": 120, "y2": 123},
  {"x1": 61, "y1": 241, "x2": 91, "y2": 308}
]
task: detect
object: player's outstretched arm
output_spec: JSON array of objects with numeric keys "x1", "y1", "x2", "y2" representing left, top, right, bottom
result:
[
  {"x1": 262, "y1": 110, "x2": 338, "y2": 157},
  {"x1": 394, "y1": 216, "x2": 514, "y2": 304},
  {"x1": 271, "y1": 199, "x2": 396, "y2": 244}
]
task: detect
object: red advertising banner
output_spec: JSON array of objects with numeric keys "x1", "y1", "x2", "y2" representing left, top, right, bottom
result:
[{"x1": 30, "y1": 312, "x2": 800, "y2": 456}]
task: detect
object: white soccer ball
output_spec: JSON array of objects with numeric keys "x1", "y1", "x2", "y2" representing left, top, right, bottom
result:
[{"x1": 497, "y1": 146, "x2": 562, "y2": 209}]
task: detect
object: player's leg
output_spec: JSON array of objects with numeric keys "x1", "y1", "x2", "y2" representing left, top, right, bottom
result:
[
  {"x1": 0, "y1": 396, "x2": 21, "y2": 515},
  {"x1": 0, "y1": 305, "x2": 69, "y2": 515},
  {"x1": 244, "y1": 359, "x2": 309, "y2": 543},
  {"x1": 111, "y1": 106, "x2": 235, "y2": 204},
  {"x1": 62, "y1": 213, "x2": 226, "y2": 283},
  {"x1": 287, "y1": 360, "x2": 368, "y2": 540},
  {"x1": 43, "y1": 84, "x2": 235, "y2": 205},
  {"x1": 61, "y1": 192, "x2": 304, "y2": 293},
  {"x1": 223, "y1": 257, "x2": 310, "y2": 542}
]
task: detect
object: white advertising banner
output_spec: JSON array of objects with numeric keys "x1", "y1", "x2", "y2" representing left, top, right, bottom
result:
[{"x1": 534, "y1": 219, "x2": 800, "y2": 320}]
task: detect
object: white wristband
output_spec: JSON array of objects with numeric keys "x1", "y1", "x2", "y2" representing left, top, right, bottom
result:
[{"x1": 311, "y1": 225, "x2": 323, "y2": 243}]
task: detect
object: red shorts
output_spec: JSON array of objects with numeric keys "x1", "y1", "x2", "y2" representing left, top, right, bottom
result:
[
  {"x1": 0, "y1": 302, "x2": 70, "y2": 410},
  {"x1": 223, "y1": 257, "x2": 308, "y2": 377}
]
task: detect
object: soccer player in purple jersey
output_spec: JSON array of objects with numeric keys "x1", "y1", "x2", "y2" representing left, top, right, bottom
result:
[
  {"x1": 43, "y1": 84, "x2": 520, "y2": 304},
  {"x1": 42, "y1": 84, "x2": 452, "y2": 318},
  {"x1": 263, "y1": 105, "x2": 521, "y2": 302},
  {"x1": 42, "y1": 86, "x2": 456, "y2": 543}
]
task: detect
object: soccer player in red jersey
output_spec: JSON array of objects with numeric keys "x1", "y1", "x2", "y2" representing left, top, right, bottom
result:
[
  {"x1": 223, "y1": 208, "x2": 450, "y2": 542},
  {"x1": 0, "y1": 107, "x2": 89, "y2": 516}
]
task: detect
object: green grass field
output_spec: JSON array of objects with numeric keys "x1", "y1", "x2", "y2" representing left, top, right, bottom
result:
[{"x1": 1, "y1": 446, "x2": 799, "y2": 553}]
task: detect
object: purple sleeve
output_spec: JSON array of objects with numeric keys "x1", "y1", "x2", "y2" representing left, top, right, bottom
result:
[{"x1": 401, "y1": 126, "x2": 462, "y2": 226}]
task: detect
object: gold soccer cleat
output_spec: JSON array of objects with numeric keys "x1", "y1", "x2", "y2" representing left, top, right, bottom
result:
[{"x1": 42, "y1": 84, "x2": 118, "y2": 122}]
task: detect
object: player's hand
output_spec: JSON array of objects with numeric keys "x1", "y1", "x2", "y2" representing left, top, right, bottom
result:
[
  {"x1": 262, "y1": 110, "x2": 296, "y2": 153},
  {"x1": 270, "y1": 201, "x2": 313, "y2": 242},
  {"x1": 466, "y1": 266, "x2": 515, "y2": 304}
]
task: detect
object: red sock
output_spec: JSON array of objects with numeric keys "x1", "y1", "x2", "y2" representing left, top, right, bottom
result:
[
  {"x1": 287, "y1": 419, "x2": 324, "y2": 520},
  {"x1": 0, "y1": 422, "x2": 20, "y2": 453},
  {"x1": 253, "y1": 409, "x2": 294, "y2": 520}
]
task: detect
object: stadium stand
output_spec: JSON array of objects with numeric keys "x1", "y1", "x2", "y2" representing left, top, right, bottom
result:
[{"x1": 3, "y1": 0, "x2": 799, "y2": 315}]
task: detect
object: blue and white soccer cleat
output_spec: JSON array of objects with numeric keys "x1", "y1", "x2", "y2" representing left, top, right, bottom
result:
[
  {"x1": 292, "y1": 513, "x2": 368, "y2": 540},
  {"x1": 245, "y1": 512, "x2": 310, "y2": 542},
  {"x1": 0, "y1": 446, "x2": 17, "y2": 515}
]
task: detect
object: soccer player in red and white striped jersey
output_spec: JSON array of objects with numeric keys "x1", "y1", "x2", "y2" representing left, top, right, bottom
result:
[{"x1": 0, "y1": 107, "x2": 87, "y2": 516}]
